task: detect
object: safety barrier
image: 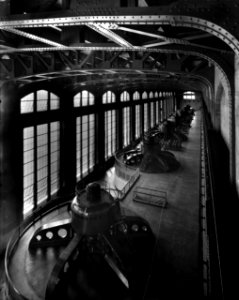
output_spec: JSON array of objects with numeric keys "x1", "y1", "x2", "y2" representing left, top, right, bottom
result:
[
  {"x1": 114, "y1": 151, "x2": 140, "y2": 200},
  {"x1": 200, "y1": 112, "x2": 224, "y2": 298},
  {"x1": 4, "y1": 197, "x2": 73, "y2": 300}
]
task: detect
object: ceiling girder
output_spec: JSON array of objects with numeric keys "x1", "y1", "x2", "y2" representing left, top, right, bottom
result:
[
  {"x1": 34, "y1": 52, "x2": 54, "y2": 72},
  {"x1": 0, "y1": 12, "x2": 235, "y2": 55},
  {"x1": 12, "y1": 68, "x2": 211, "y2": 94},
  {"x1": 87, "y1": 23, "x2": 134, "y2": 48},
  {"x1": 14, "y1": 54, "x2": 33, "y2": 76},
  {"x1": 78, "y1": 52, "x2": 93, "y2": 68},
  {"x1": 2, "y1": 27, "x2": 67, "y2": 48}
]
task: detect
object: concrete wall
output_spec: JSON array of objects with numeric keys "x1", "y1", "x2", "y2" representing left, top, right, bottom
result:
[
  {"x1": 214, "y1": 66, "x2": 230, "y2": 148},
  {"x1": 235, "y1": 56, "x2": 239, "y2": 195}
]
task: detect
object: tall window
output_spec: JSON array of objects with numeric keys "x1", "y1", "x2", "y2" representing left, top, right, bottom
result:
[
  {"x1": 23, "y1": 127, "x2": 34, "y2": 215},
  {"x1": 21, "y1": 90, "x2": 59, "y2": 114},
  {"x1": 183, "y1": 91, "x2": 196, "y2": 100},
  {"x1": 149, "y1": 92, "x2": 154, "y2": 99},
  {"x1": 150, "y1": 102, "x2": 155, "y2": 128},
  {"x1": 168, "y1": 93, "x2": 173, "y2": 115},
  {"x1": 174, "y1": 93, "x2": 177, "y2": 111},
  {"x1": 22, "y1": 90, "x2": 60, "y2": 217},
  {"x1": 103, "y1": 91, "x2": 116, "y2": 104},
  {"x1": 74, "y1": 90, "x2": 95, "y2": 107},
  {"x1": 105, "y1": 110, "x2": 117, "y2": 159},
  {"x1": 144, "y1": 103, "x2": 148, "y2": 132},
  {"x1": 156, "y1": 101, "x2": 159, "y2": 124},
  {"x1": 76, "y1": 114, "x2": 95, "y2": 179},
  {"x1": 155, "y1": 91, "x2": 158, "y2": 98},
  {"x1": 160, "y1": 99, "x2": 163, "y2": 121},
  {"x1": 23, "y1": 122, "x2": 60, "y2": 216},
  {"x1": 37, "y1": 90, "x2": 48, "y2": 111},
  {"x1": 164, "y1": 97, "x2": 167, "y2": 119},
  {"x1": 120, "y1": 91, "x2": 130, "y2": 102},
  {"x1": 123, "y1": 107, "x2": 130, "y2": 146},
  {"x1": 135, "y1": 105, "x2": 140, "y2": 138}
]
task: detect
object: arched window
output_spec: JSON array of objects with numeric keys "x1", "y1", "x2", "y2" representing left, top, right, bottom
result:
[
  {"x1": 74, "y1": 90, "x2": 95, "y2": 107},
  {"x1": 37, "y1": 90, "x2": 48, "y2": 111},
  {"x1": 21, "y1": 90, "x2": 60, "y2": 114},
  {"x1": 142, "y1": 91, "x2": 148, "y2": 99},
  {"x1": 120, "y1": 91, "x2": 130, "y2": 102},
  {"x1": 183, "y1": 91, "x2": 196, "y2": 100},
  {"x1": 22, "y1": 90, "x2": 60, "y2": 217},
  {"x1": 133, "y1": 91, "x2": 140, "y2": 100},
  {"x1": 155, "y1": 92, "x2": 158, "y2": 98},
  {"x1": 149, "y1": 92, "x2": 154, "y2": 99},
  {"x1": 50, "y1": 92, "x2": 60, "y2": 110},
  {"x1": 159, "y1": 92, "x2": 162, "y2": 97},
  {"x1": 103, "y1": 91, "x2": 116, "y2": 104},
  {"x1": 21, "y1": 93, "x2": 34, "y2": 113}
]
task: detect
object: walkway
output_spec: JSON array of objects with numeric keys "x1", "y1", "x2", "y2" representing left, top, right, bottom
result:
[{"x1": 114, "y1": 111, "x2": 202, "y2": 299}]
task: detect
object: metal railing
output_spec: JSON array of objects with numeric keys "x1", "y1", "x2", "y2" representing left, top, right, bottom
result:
[
  {"x1": 4, "y1": 198, "x2": 72, "y2": 300},
  {"x1": 200, "y1": 111, "x2": 224, "y2": 298},
  {"x1": 114, "y1": 151, "x2": 140, "y2": 199}
]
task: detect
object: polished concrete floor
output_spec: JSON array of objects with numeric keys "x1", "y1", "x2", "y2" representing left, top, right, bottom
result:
[
  {"x1": 120, "y1": 111, "x2": 202, "y2": 299},
  {"x1": 1, "y1": 110, "x2": 203, "y2": 300}
]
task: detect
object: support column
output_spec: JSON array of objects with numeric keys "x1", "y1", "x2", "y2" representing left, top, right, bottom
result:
[
  {"x1": 0, "y1": 81, "x2": 22, "y2": 253},
  {"x1": 131, "y1": 93, "x2": 135, "y2": 142},
  {"x1": 117, "y1": 93, "x2": 123, "y2": 150},
  {"x1": 60, "y1": 92, "x2": 76, "y2": 195},
  {"x1": 95, "y1": 92, "x2": 105, "y2": 172}
]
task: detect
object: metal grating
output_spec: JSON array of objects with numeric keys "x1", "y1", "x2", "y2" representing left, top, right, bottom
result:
[{"x1": 133, "y1": 186, "x2": 167, "y2": 207}]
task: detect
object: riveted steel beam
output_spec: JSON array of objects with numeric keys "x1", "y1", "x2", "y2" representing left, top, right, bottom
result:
[
  {"x1": 1, "y1": 46, "x2": 231, "y2": 90},
  {"x1": 78, "y1": 52, "x2": 93, "y2": 68},
  {"x1": 2, "y1": 27, "x2": 67, "y2": 48},
  {"x1": 34, "y1": 52, "x2": 54, "y2": 72},
  {"x1": 0, "y1": 15, "x2": 237, "y2": 55},
  {"x1": 14, "y1": 54, "x2": 33, "y2": 76},
  {"x1": 87, "y1": 23, "x2": 134, "y2": 48}
]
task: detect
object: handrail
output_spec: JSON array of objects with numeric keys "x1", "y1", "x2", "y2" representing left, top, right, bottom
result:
[
  {"x1": 4, "y1": 197, "x2": 72, "y2": 300},
  {"x1": 114, "y1": 150, "x2": 139, "y2": 172},
  {"x1": 202, "y1": 110, "x2": 224, "y2": 298},
  {"x1": 113, "y1": 151, "x2": 140, "y2": 200}
]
